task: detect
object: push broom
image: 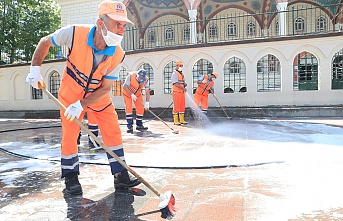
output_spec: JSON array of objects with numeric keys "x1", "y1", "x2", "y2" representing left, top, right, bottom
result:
[
  {"x1": 209, "y1": 89, "x2": 231, "y2": 119},
  {"x1": 39, "y1": 83, "x2": 176, "y2": 219}
]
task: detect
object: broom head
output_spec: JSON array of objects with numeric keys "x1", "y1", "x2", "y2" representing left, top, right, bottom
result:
[{"x1": 158, "y1": 190, "x2": 176, "y2": 219}]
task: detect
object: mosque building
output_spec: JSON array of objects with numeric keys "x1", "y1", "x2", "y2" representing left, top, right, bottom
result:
[{"x1": 0, "y1": 0, "x2": 342, "y2": 115}]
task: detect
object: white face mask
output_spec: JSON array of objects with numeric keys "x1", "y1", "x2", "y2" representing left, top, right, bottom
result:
[
  {"x1": 101, "y1": 23, "x2": 123, "y2": 46},
  {"x1": 178, "y1": 67, "x2": 183, "y2": 72}
]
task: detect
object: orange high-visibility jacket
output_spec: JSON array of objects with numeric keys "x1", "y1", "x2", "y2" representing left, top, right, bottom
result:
[
  {"x1": 172, "y1": 70, "x2": 186, "y2": 93},
  {"x1": 59, "y1": 26, "x2": 125, "y2": 110},
  {"x1": 122, "y1": 72, "x2": 148, "y2": 97},
  {"x1": 195, "y1": 75, "x2": 214, "y2": 96}
]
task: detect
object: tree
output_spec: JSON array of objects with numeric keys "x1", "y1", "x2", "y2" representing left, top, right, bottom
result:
[{"x1": 0, "y1": 0, "x2": 60, "y2": 64}]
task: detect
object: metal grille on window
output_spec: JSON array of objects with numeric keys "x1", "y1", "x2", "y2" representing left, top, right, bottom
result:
[
  {"x1": 224, "y1": 57, "x2": 246, "y2": 93},
  {"x1": 165, "y1": 27, "x2": 174, "y2": 41},
  {"x1": 293, "y1": 51, "x2": 318, "y2": 91},
  {"x1": 112, "y1": 66, "x2": 127, "y2": 96},
  {"x1": 31, "y1": 87, "x2": 43, "y2": 99},
  {"x1": 183, "y1": 26, "x2": 190, "y2": 40},
  {"x1": 163, "y1": 61, "x2": 175, "y2": 94},
  {"x1": 295, "y1": 17, "x2": 305, "y2": 33},
  {"x1": 227, "y1": 22, "x2": 236, "y2": 37},
  {"x1": 148, "y1": 30, "x2": 156, "y2": 43},
  {"x1": 49, "y1": 71, "x2": 60, "y2": 98},
  {"x1": 192, "y1": 59, "x2": 213, "y2": 94},
  {"x1": 257, "y1": 54, "x2": 281, "y2": 92},
  {"x1": 138, "y1": 63, "x2": 154, "y2": 95},
  {"x1": 209, "y1": 24, "x2": 218, "y2": 38},
  {"x1": 332, "y1": 49, "x2": 343, "y2": 89},
  {"x1": 247, "y1": 22, "x2": 256, "y2": 36},
  {"x1": 317, "y1": 16, "x2": 326, "y2": 32}
]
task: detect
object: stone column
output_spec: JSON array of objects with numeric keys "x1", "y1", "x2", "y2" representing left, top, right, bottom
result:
[
  {"x1": 188, "y1": 9, "x2": 197, "y2": 44},
  {"x1": 276, "y1": 1, "x2": 288, "y2": 36}
]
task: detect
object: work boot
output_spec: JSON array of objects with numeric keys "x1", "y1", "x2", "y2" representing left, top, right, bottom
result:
[
  {"x1": 114, "y1": 170, "x2": 141, "y2": 189},
  {"x1": 179, "y1": 113, "x2": 188, "y2": 125},
  {"x1": 126, "y1": 117, "x2": 133, "y2": 133},
  {"x1": 136, "y1": 125, "x2": 148, "y2": 131},
  {"x1": 64, "y1": 172, "x2": 82, "y2": 195},
  {"x1": 173, "y1": 114, "x2": 181, "y2": 125},
  {"x1": 127, "y1": 127, "x2": 133, "y2": 133}
]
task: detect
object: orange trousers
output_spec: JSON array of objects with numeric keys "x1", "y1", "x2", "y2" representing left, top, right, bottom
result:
[
  {"x1": 123, "y1": 94, "x2": 144, "y2": 116},
  {"x1": 194, "y1": 93, "x2": 209, "y2": 111},
  {"x1": 123, "y1": 94, "x2": 145, "y2": 128},
  {"x1": 59, "y1": 93, "x2": 125, "y2": 178},
  {"x1": 172, "y1": 91, "x2": 186, "y2": 114}
]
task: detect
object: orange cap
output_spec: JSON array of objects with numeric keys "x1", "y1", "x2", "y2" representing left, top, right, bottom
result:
[
  {"x1": 211, "y1": 72, "x2": 218, "y2": 78},
  {"x1": 176, "y1": 61, "x2": 183, "y2": 66},
  {"x1": 98, "y1": 1, "x2": 133, "y2": 24}
]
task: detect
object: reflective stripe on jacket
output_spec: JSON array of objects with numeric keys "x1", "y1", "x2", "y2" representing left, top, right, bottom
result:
[
  {"x1": 59, "y1": 25, "x2": 124, "y2": 110},
  {"x1": 123, "y1": 72, "x2": 148, "y2": 97},
  {"x1": 196, "y1": 75, "x2": 214, "y2": 96}
]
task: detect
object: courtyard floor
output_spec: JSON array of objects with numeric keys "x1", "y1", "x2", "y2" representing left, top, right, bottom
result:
[{"x1": 1, "y1": 116, "x2": 343, "y2": 221}]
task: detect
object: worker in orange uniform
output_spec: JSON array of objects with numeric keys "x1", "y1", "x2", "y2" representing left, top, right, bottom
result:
[
  {"x1": 123, "y1": 69, "x2": 150, "y2": 133},
  {"x1": 193, "y1": 72, "x2": 218, "y2": 114},
  {"x1": 25, "y1": 1, "x2": 140, "y2": 195},
  {"x1": 77, "y1": 113, "x2": 100, "y2": 150},
  {"x1": 171, "y1": 61, "x2": 188, "y2": 125}
]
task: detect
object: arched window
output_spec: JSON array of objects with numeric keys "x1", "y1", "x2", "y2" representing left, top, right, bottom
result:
[
  {"x1": 317, "y1": 16, "x2": 326, "y2": 32},
  {"x1": 183, "y1": 26, "x2": 190, "y2": 40},
  {"x1": 332, "y1": 49, "x2": 343, "y2": 89},
  {"x1": 295, "y1": 17, "x2": 305, "y2": 33},
  {"x1": 227, "y1": 22, "x2": 237, "y2": 36},
  {"x1": 138, "y1": 63, "x2": 154, "y2": 95},
  {"x1": 209, "y1": 24, "x2": 218, "y2": 38},
  {"x1": 165, "y1": 27, "x2": 174, "y2": 41},
  {"x1": 247, "y1": 22, "x2": 256, "y2": 36},
  {"x1": 192, "y1": 59, "x2": 213, "y2": 94},
  {"x1": 112, "y1": 66, "x2": 127, "y2": 96},
  {"x1": 293, "y1": 52, "x2": 318, "y2": 91},
  {"x1": 257, "y1": 54, "x2": 281, "y2": 92},
  {"x1": 148, "y1": 30, "x2": 156, "y2": 43},
  {"x1": 49, "y1": 71, "x2": 60, "y2": 98},
  {"x1": 275, "y1": 20, "x2": 279, "y2": 35},
  {"x1": 163, "y1": 61, "x2": 175, "y2": 94},
  {"x1": 224, "y1": 57, "x2": 247, "y2": 93}
]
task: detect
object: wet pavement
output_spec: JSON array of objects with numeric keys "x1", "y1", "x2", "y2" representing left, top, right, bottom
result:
[{"x1": 1, "y1": 116, "x2": 343, "y2": 221}]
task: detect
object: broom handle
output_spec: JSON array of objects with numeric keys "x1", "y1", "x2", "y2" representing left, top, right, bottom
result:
[
  {"x1": 209, "y1": 89, "x2": 230, "y2": 118},
  {"x1": 41, "y1": 85, "x2": 161, "y2": 197},
  {"x1": 126, "y1": 86, "x2": 177, "y2": 133},
  {"x1": 135, "y1": 99, "x2": 177, "y2": 133}
]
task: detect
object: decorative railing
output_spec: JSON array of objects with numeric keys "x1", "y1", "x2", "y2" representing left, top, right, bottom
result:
[{"x1": 0, "y1": 3, "x2": 342, "y2": 65}]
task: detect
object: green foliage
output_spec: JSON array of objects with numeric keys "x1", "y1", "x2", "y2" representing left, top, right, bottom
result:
[{"x1": 0, "y1": 0, "x2": 60, "y2": 63}]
